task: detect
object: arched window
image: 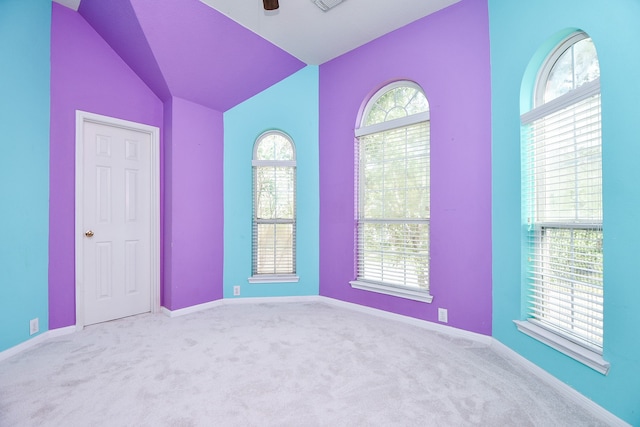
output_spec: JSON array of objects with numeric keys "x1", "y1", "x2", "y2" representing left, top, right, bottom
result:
[
  {"x1": 250, "y1": 131, "x2": 297, "y2": 282},
  {"x1": 520, "y1": 32, "x2": 604, "y2": 357},
  {"x1": 350, "y1": 81, "x2": 431, "y2": 302}
]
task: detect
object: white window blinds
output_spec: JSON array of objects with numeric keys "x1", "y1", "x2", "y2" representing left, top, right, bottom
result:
[
  {"x1": 252, "y1": 132, "x2": 296, "y2": 277},
  {"x1": 521, "y1": 78, "x2": 603, "y2": 351},
  {"x1": 355, "y1": 82, "x2": 430, "y2": 294}
]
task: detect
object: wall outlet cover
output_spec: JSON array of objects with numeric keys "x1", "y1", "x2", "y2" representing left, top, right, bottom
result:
[{"x1": 29, "y1": 318, "x2": 39, "y2": 335}]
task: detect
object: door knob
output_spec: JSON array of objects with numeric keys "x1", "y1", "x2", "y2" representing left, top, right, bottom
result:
[{"x1": 85, "y1": 230, "x2": 94, "y2": 237}]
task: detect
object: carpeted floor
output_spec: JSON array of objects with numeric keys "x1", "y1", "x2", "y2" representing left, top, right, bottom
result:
[{"x1": 0, "y1": 301, "x2": 609, "y2": 426}]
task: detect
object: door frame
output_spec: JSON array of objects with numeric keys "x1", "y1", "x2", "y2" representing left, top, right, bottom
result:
[{"x1": 75, "y1": 110, "x2": 161, "y2": 329}]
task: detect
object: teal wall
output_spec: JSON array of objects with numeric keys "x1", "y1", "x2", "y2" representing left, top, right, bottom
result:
[
  {"x1": 0, "y1": 0, "x2": 51, "y2": 351},
  {"x1": 223, "y1": 66, "x2": 319, "y2": 298},
  {"x1": 490, "y1": 0, "x2": 640, "y2": 424}
]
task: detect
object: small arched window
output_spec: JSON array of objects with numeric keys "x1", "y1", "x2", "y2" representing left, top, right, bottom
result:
[
  {"x1": 535, "y1": 33, "x2": 600, "y2": 106},
  {"x1": 250, "y1": 131, "x2": 297, "y2": 282},
  {"x1": 520, "y1": 32, "x2": 604, "y2": 357},
  {"x1": 350, "y1": 81, "x2": 431, "y2": 302}
]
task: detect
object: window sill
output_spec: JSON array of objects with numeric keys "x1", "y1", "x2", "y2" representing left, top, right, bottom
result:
[
  {"x1": 248, "y1": 274, "x2": 299, "y2": 284},
  {"x1": 514, "y1": 320, "x2": 609, "y2": 375},
  {"x1": 349, "y1": 280, "x2": 433, "y2": 303}
]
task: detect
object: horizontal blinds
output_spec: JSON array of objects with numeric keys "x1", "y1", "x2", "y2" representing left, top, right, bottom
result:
[
  {"x1": 356, "y1": 121, "x2": 430, "y2": 290},
  {"x1": 252, "y1": 166, "x2": 296, "y2": 275},
  {"x1": 253, "y1": 222, "x2": 295, "y2": 275},
  {"x1": 357, "y1": 220, "x2": 429, "y2": 289},
  {"x1": 522, "y1": 91, "x2": 603, "y2": 351}
]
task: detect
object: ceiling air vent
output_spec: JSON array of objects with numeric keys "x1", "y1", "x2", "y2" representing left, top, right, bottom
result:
[{"x1": 312, "y1": 0, "x2": 345, "y2": 12}]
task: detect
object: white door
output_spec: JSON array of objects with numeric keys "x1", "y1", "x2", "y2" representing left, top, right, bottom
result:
[{"x1": 79, "y1": 118, "x2": 154, "y2": 326}]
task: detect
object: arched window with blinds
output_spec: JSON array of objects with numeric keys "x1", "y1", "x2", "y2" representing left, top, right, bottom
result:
[
  {"x1": 350, "y1": 81, "x2": 432, "y2": 302},
  {"x1": 517, "y1": 32, "x2": 607, "y2": 373},
  {"x1": 250, "y1": 131, "x2": 298, "y2": 283}
]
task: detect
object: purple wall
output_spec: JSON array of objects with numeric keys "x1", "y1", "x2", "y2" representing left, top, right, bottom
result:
[
  {"x1": 78, "y1": 0, "x2": 304, "y2": 113},
  {"x1": 78, "y1": 0, "x2": 171, "y2": 103},
  {"x1": 319, "y1": 0, "x2": 492, "y2": 334},
  {"x1": 163, "y1": 97, "x2": 223, "y2": 310},
  {"x1": 128, "y1": 0, "x2": 304, "y2": 112},
  {"x1": 49, "y1": 4, "x2": 163, "y2": 328}
]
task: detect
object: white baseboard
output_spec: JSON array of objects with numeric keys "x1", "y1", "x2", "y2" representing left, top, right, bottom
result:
[
  {"x1": 220, "y1": 295, "x2": 322, "y2": 306},
  {"x1": 317, "y1": 296, "x2": 493, "y2": 345},
  {"x1": 160, "y1": 299, "x2": 226, "y2": 317},
  {"x1": 491, "y1": 339, "x2": 630, "y2": 427},
  {"x1": 161, "y1": 294, "x2": 490, "y2": 345},
  {"x1": 0, "y1": 325, "x2": 76, "y2": 363},
  {"x1": 160, "y1": 295, "x2": 321, "y2": 317}
]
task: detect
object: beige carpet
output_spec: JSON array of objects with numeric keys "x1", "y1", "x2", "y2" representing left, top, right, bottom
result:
[{"x1": 0, "y1": 301, "x2": 608, "y2": 426}]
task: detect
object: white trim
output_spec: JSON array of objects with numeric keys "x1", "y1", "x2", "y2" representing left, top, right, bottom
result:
[
  {"x1": 252, "y1": 159, "x2": 296, "y2": 167},
  {"x1": 534, "y1": 31, "x2": 590, "y2": 107},
  {"x1": 44, "y1": 325, "x2": 79, "y2": 338},
  {"x1": 204, "y1": 294, "x2": 485, "y2": 344},
  {"x1": 161, "y1": 300, "x2": 227, "y2": 318},
  {"x1": 360, "y1": 80, "x2": 427, "y2": 124},
  {"x1": 355, "y1": 112, "x2": 430, "y2": 137},
  {"x1": 248, "y1": 274, "x2": 300, "y2": 284},
  {"x1": 491, "y1": 339, "x2": 628, "y2": 427},
  {"x1": 320, "y1": 296, "x2": 490, "y2": 343},
  {"x1": 252, "y1": 130, "x2": 296, "y2": 160},
  {"x1": 161, "y1": 296, "x2": 319, "y2": 317},
  {"x1": 255, "y1": 218, "x2": 296, "y2": 225},
  {"x1": 514, "y1": 320, "x2": 609, "y2": 375},
  {"x1": 223, "y1": 296, "x2": 320, "y2": 305},
  {"x1": 0, "y1": 326, "x2": 76, "y2": 362},
  {"x1": 349, "y1": 280, "x2": 433, "y2": 303},
  {"x1": 521, "y1": 78, "x2": 600, "y2": 124},
  {"x1": 75, "y1": 111, "x2": 161, "y2": 330}
]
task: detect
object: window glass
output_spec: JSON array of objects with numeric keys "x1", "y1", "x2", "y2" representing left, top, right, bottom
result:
[
  {"x1": 542, "y1": 37, "x2": 600, "y2": 103},
  {"x1": 522, "y1": 32, "x2": 603, "y2": 352},
  {"x1": 364, "y1": 84, "x2": 429, "y2": 126},
  {"x1": 355, "y1": 82, "x2": 431, "y2": 295},
  {"x1": 256, "y1": 132, "x2": 294, "y2": 161},
  {"x1": 252, "y1": 132, "x2": 296, "y2": 277}
]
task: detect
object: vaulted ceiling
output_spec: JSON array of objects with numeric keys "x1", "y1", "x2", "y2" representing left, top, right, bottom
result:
[
  {"x1": 52, "y1": 0, "x2": 459, "y2": 111},
  {"x1": 198, "y1": 0, "x2": 461, "y2": 65}
]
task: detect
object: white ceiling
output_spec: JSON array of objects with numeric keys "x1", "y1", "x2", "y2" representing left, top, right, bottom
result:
[
  {"x1": 199, "y1": 0, "x2": 460, "y2": 64},
  {"x1": 53, "y1": 0, "x2": 80, "y2": 10},
  {"x1": 53, "y1": 0, "x2": 461, "y2": 65}
]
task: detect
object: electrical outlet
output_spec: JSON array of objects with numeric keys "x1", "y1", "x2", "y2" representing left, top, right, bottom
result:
[
  {"x1": 30, "y1": 318, "x2": 39, "y2": 335},
  {"x1": 233, "y1": 285, "x2": 241, "y2": 296},
  {"x1": 438, "y1": 308, "x2": 448, "y2": 323}
]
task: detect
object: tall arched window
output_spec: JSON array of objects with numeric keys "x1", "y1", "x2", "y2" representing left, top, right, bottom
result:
[
  {"x1": 519, "y1": 32, "x2": 604, "y2": 364},
  {"x1": 350, "y1": 81, "x2": 431, "y2": 302},
  {"x1": 250, "y1": 131, "x2": 297, "y2": 282}
]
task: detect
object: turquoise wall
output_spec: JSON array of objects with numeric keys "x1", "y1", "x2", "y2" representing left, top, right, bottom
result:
[
  {"x1": 0, "y1": 0, "x2": 51, "y2": 351},
  {"x1": 490, "y1": 0, "x2": 640, "y2": 424},
  {"x1": 223, "y1": 66, "x2": 319, "y2": 298}
]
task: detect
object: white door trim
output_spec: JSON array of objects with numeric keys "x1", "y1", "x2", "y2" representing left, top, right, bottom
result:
[{"x1": 75, "y1": 110, "x2": 160, "y2": 329}]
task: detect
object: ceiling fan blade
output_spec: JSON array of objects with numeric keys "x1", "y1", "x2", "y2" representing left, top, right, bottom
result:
[{"x1": 263, "y1": 0, "x2": 279, "y2": 10}]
